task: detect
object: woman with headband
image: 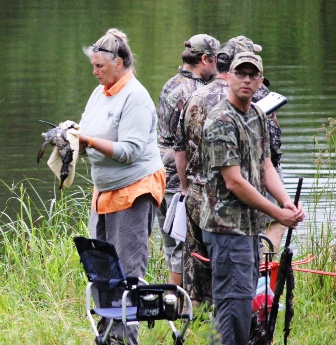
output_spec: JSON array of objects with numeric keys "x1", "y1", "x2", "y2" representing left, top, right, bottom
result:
[{"x1": 79, "y1": 28, "x2": 165, "y2": 345}]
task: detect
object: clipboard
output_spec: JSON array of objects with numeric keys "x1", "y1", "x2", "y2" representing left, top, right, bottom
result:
[
  {"x1": 162, "y1": 193, "x2": 187, "y2": 242},
  {"x1": 255, "y1": 92, "x2": 288, "y2": 115},
  {"x1": 163, "y1": 193, "x2": 181, "y2": 235},
  {"x1": 170, "y1": 195, "x2": 186, "y2": 242}
]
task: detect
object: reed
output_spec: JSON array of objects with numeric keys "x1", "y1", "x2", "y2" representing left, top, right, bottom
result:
[
  {"x1": 281, "y1": 118, "x2": 336, "y2": 345},
  {"x1": 0, "y1": 182, "x2": 86, "y2": 343}
]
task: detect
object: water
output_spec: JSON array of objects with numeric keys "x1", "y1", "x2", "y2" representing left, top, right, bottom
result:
[{"x1": 1, "y1": 0, "x2": 336, "y2": 242}]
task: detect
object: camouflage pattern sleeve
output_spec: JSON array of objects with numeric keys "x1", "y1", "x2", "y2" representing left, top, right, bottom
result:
[
  {"x1": 174, "y1": 79, "x2": 229, "y2": 184},
  {"x1": 253, "y1": 83, "x2": 282, "y2": 167},
  {"x1": 158, "y1": 68, "x2": 207, "y2": 150},
  {"x1": 252, "y1": 83, "x2": 269, "y2": 103},
  {"x1": 157, "y1": 67, "x2": 207, "y2": 193},
  {"x1": 157, "y1": 74, "x2": 184, "y2": 148},
  {"x1": 174, "y1": 99, "x2": 190, "y2": 152},
  {"x1": 203, "y1": 116, "x2": 240, "y2": 170}
]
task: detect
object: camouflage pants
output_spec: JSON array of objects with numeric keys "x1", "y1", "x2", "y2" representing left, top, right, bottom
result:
[{"x1": 183, "y1": 184, "x2": 212, "y2": 305}]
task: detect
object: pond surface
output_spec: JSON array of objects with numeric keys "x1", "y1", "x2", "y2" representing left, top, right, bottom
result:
[{"x1": 1, "y1": 0, "x2": 336, "y2": 244}]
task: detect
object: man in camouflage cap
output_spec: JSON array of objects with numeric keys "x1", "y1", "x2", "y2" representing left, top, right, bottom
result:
[
  {"x1": 185, "y1": 34, "x2": 221, "y2": 55},
  {"x1": 157, "y1": 33, "x2": 219, "y2": 287},
  {"x1": 200, "y1": 51, "x2": 305, "y2": 344},
  {"x1": 223, "y1": 35, "x2": 262, "y2": 54},
  {"x1": 218, "y1": 36, "x2": 286, "y2": 253},
  {"x1": 174, "y1": 35, "x2": 276, "y2": 309}
]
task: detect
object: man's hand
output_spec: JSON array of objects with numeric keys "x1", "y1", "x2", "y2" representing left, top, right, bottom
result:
[
  {"x1": 282, "y1": 200, "x2": 305, "y2": 223},
  {"x1": 221, "y1": 165, "x2": 306, "y2": 228},
  {"x1": 274, "y1": 208, "x2": 299, "y2": 228}
]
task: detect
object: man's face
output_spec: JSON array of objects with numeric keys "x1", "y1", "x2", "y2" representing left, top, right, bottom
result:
[
  {"x1": 228, "y1": 63, "x2": 263, "y2": 101},
  {"x1": 200, "y1": 54, "x2": 218, "y2": 81}
]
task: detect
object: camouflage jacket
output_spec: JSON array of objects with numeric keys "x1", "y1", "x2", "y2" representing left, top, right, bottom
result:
[
  {"x1": 174, "y1": 81, "x2": 281, "y2": 187},
  {"x1": 174, "y1": 78, "x2": 229, "y2": 185},
  {"x1": 253, "y1": 84, "x2": 282, "y2": 167},
  {"x1": 157, "y1": 67, "x2": 207, "y2": 193},
  {"x1": 200, "y1": 100, "x2": 270, "y2": 236}
]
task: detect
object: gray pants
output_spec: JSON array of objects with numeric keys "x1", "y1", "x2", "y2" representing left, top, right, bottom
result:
[
  {"x1": 93, "y1": 193, "x2": 157, "y2": 345},
  {"x1": 203, "y1": 232, "x2": 260, "y2": 345}
]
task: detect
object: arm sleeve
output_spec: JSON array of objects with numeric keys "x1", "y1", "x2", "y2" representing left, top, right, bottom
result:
[
  {"x1": 112, "y1": 95, "x2": 153, "y2": 163},
  {"x1": 204, "y1": 118, "x2": 240, "y2": 170}
]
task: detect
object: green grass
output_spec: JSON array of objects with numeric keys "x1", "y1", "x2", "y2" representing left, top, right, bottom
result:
[
  {"x1": 1, "y1": 118, "x2": 336, "y2": 344},
  {"x1": 0, "y1": 180, "x2": 92, "y2": 344},
  {"x1": 1, "y1": 180, "x2": 335, "y2": 345}
]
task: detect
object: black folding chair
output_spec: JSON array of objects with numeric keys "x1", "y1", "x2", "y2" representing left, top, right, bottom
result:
[{"x1": 74, "y1": 236, "x2": 193, "y2": 345}]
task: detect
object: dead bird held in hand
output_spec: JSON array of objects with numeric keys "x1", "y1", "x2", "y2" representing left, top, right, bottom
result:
[{"x1": 37, "y1": 120, "x2": 75, "y2": 189}]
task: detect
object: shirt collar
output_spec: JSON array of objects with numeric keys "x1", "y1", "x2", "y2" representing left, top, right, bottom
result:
[
  {"x1": 178, "y1": 66, "x2": 207, "y2": 85},
  {"x1": 103, "y1": 70, "x2": 134, "y2": 96}
]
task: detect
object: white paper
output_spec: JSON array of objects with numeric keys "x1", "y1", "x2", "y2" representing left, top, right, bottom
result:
[
  {"x1": 163, "y1": 193, "x2": 181, "y2": 234},
  {"x1": 255, "y1": 92, "x2": 288, "y2": 115},
  {"x1": 170, "y1": 196, "x2": 187, "y2": 242}
]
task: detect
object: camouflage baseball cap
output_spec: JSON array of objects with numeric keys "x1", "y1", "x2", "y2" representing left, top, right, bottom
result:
[
  {"x1": 230, "y1": 52, "x2": 263, "y2": 74},
  {"x1": 186, "y1": 34, "x2": 220, "y2": 55},
  {"x1": 216, "y1": 35, "x2": 262, "y2": 64}
]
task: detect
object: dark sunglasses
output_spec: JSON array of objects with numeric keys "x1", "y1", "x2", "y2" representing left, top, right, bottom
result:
[{"x1": 91, "y1": 44, "x2": 114, "y2": 54}]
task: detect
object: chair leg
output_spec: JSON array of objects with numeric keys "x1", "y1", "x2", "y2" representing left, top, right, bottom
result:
[
  {"x1": 172, "y1": 331, "x2": 185, "y2": 345},
  {"x1": 99, "y1": 318, "x2": 114, "y2": 345},
  {"x1": 95, "y1": 336, "x2": 105, "y2": 345}
]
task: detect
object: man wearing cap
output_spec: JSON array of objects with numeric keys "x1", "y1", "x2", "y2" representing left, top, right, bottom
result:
[
  {"x1": 174, "y1": 35, "x2": 278, "y2": 309},
  {"x1": 230, "y1": 37, "x2": 286, "y2": 255},
  {"x1": 200, "y1": 52, "x2": 305, "y2": 344},
  {"x1": 157, "y1": 34, "x2": 220, "y2": 287},
  {"x1": 211, "y1": 37, "x2": 286, "y2": 255}
]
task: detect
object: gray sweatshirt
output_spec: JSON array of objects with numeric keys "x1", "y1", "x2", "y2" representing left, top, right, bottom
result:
[{"x1": 80, "y1": 76, "x2": 163, "y2": 191}]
